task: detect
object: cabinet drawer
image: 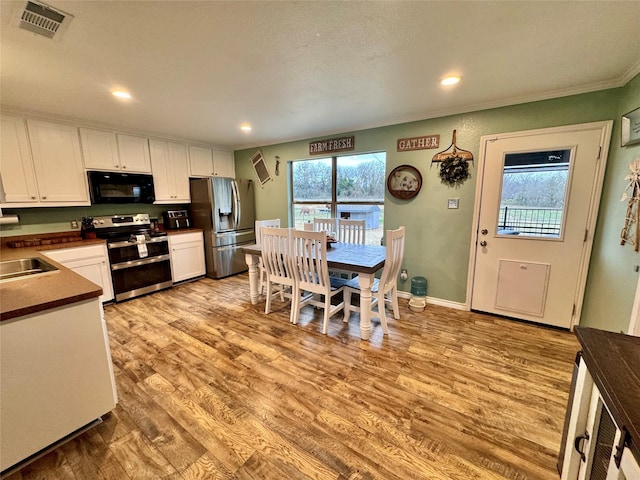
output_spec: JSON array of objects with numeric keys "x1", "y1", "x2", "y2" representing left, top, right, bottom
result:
[{"x1": 43, "y1": 244, "x2": 108, "y2": 263}]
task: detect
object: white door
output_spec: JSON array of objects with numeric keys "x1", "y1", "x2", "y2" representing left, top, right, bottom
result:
[{"x1": 469, "y1": 122, "x2": 612, "y2": 329}]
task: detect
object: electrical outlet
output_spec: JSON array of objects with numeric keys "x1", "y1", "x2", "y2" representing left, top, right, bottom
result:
[{"x1": 70, "y1": 220, "x2": 79, "y2": 229}]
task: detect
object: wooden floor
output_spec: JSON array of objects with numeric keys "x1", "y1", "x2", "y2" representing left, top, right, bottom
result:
[{"x1": 6, "y1": 275, "x2": 580, "y2": 480}]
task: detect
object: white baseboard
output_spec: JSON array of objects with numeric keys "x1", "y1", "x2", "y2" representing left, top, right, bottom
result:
[{"x1": 397, "y1": 291, "x2": 467, "y2": 311}]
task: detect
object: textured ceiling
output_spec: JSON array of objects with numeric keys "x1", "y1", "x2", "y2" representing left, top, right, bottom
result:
[{"x1": 1, "y1": 1, "x2": 639, "y2": 150}]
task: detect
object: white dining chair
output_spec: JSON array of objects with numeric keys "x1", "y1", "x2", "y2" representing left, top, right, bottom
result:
[
  {"x1": 255, "y1": 219, "x2": 281, "y2": 294},
  {"x1": 289, "y1": 229, "x2": 345, "y2": 334},
  {"x1": 337, "y1": 218, "x2": 366, "y2": 244},
  {"x1": 260, "y1": 226, "x2": 296, "y2": 323},
  {"x1": 313, "y1": 217, "x2": 337, "y2": 234},
  {"x1": 342, "y1": 226, "x2": 406, "y2": 334}
]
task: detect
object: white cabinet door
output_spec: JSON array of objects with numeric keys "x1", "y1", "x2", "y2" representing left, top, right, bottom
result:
[
  {"x1": 43, "y1": 244, "x2": 114, "y2": 303},
  {"x1": 189, "y1": 145, "x2": 214, "y2": 177},
  {"x1": 150, "y1": 139, "x2": 190, "y2": 203},
  {"x1": 618, "y1": 448, "x2": 640, "y2": 480},
  {"x1": 213, "y1": 149, "x2": 235, "y2": 177},
  {"x1": 169, "y1": 232, "x2": 206, "y2": 283},
  {"x1": 79, "y1": 128, "x2": 120, "y2": 171},
  {"x1": 169, "y1": 141, "x2": 190, "y2": 201},
  {"x1": 26, "y1": 120, "x2": 89, "y2": 204},
  {"x1": 561, "y1": 357, "x2": 595, "y2": 480},
  {"x1": 0, "y1": 115, "x2": 38, "y2": 203},
  {"x1": 117, "y1": 134, "x2": 151, "y2": 173}
]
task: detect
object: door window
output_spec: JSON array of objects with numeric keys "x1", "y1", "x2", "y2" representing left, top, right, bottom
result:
[{"x1": 497, "y1": 149, "x2": 572, "y2": 239}]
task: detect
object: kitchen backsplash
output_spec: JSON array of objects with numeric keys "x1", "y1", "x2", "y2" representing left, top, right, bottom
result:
[{"x1": 0, "y1": 204, "x2": 185, "y2": 237}]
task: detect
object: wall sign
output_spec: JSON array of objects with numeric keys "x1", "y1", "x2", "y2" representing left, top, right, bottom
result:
[
  {"x1": 397, "y1": 135, "x2": 440, "y2": 152},
  {"x1": 309, "y1": 136, "x2": 354, "y2": 155}
]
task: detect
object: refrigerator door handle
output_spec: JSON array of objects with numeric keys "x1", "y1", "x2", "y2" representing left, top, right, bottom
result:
[{"x1": 232, "y1": 180, "x2": 240, "y2": 227}]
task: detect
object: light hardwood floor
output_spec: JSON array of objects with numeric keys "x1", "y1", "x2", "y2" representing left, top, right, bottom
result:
[{"x1": 6, "y1": 275, "x2": 579, "y2": 480}]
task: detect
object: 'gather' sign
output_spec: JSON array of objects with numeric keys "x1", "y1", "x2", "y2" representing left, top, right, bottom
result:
[{"x1": 397, "y1": 135, "x2": 440, "y2": 152}]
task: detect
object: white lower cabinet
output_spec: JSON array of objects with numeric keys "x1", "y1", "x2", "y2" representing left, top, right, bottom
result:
[
  {"x1": 169, "y1": 231, "x2": 205, "y2": 283},
  {"x1": 561, "y1": 356, "x2": 640, "y2": 480},
  {"x1": 619, "y1": 448, "x2": 640, "y2": 480},
  {"x1": 0, "y1": 298, "x2": 117, "y2": 473},
  {"x1": 43, "y1": 244, "x2": 114, "y2": 303}
]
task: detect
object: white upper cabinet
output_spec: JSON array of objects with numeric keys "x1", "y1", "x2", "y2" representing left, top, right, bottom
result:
[
  {"x1": 149, "y1": 139, "x2": 190, "y2": 203},
  {"x1": 80, "y1": 128, "x2": 151, "y2": 173},
  {"x1": 0, "y1": 115, "x2": 38, "y2": 204},
  {"x1": 213, "y1": 149, "x2": 235, "y2": 177},
  {"x1": 117, "y1": 134, "x2": 151, "y2": 172},
  {"x1": 21, "y1": 119, "x2": 89, "y2": 205},
  {"x1": 189, "y1": 145, "x2": 234, "y2": 177},
  {"x1": 79, "y1": 128, "x2": 119, "y2": 171},
  {"x1": 188, "y1": 145, "x2": 214, "y2": 177}
]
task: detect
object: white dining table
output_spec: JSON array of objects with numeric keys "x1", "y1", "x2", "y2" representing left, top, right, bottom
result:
[{"x1": 242, "y1": 242, "x2": 386, "y2": 340}]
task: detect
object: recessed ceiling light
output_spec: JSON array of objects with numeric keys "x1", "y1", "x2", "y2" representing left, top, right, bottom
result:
[
  {"x1": 112, "y1": 90, "x2": 132, "y2": 99},
  {"x1": 240, "y1": 124, "x2": 252, "y2": 132},
  {"x1": 440, "y1": 76, "x2": 461, "y2": 86}
]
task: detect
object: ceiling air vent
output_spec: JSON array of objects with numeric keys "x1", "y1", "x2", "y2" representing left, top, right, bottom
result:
[{"x1": 13, "y1": 1, "x2": 74, "y2": 40}]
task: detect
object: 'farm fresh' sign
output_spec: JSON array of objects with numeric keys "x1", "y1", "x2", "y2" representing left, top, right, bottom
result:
[
  {"x1": 309, "y1": 136, "x2": 355, "y2": 155},
  {"x1": 397, "y1": 135, "x2": 440, "y2": 152}
]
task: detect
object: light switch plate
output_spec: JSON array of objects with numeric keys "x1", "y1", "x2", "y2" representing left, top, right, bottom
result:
[{"x1": 448, "y1": 198, "x2": 459, "y2": 209}]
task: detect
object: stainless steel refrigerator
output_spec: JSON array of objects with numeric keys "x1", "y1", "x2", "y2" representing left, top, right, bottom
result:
[{"x1": 189, "y1": 177, "x2": 256, "y2": 279}]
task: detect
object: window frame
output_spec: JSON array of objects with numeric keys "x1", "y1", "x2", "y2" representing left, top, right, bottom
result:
[{"x1": 289, "y1": 152, "x2": 386, "y2": 219}]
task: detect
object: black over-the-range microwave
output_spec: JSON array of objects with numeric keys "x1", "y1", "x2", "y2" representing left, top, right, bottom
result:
[{"x1": 87, "y1": 171, "x2": 156, "y2": 204}]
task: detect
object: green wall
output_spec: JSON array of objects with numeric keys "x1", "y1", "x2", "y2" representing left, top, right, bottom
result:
[
  {"x1": 581, "y1": 74, "x2": 640, "y2": 333},
  {"x1": 236, "y1": 77, "x2": 640, "y2": 332},
  {"x1": 0, "y1": 204, "x2": 185, "y2": 236}
]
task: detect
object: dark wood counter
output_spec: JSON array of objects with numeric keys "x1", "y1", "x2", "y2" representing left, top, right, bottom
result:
[
  {"x1": 574, "y1": 326, "x2": 640, "y2": 463},
  {"x1": 0, "y1": 237, "x2": 104, "y2": 321}
]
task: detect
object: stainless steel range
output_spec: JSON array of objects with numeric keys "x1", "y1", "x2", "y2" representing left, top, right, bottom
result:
[{"x1": 93, "y1": 213, "x2": 172, "y2": 302}]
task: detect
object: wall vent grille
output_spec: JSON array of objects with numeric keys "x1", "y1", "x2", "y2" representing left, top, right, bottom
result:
[{"x1": 13, "y1": 1, "x2": 73, "y2": 40}]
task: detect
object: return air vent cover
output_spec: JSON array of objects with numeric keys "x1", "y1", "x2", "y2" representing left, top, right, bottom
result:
[{"x1": 12, "y1": 1, "x2": 74, "y2": 40}]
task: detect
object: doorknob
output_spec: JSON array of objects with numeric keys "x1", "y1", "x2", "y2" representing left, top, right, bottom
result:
[
  {"x1": 481, "y1": 229, "x2": 488, "y2": 235},
  {"x1": 480, "y1": 241, "x2": 487, "y2": 247}
]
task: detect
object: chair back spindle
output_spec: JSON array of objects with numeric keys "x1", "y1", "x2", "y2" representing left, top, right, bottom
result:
[{"x1": 337, "y1": 218, "x2": 366, "y2": 244}]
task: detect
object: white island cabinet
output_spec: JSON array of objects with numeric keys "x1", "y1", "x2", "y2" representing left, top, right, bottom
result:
[
  {"x1": 560, "y1": 328, "x2": 640, "y2": 480},
  {"x1": 169, "y1": 231, "x2": 205, "y2": 283},
  {"x1": 42, "y1": 244, "x2": 114, "y2": 303},
  {"x1": 0, "y1": 298, "x2": 117, "y2": 473}
]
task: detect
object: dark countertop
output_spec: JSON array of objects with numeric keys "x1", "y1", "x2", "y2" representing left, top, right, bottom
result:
[
  {"x1": 574, "y1": 326, "x2": 640, "y2": 463},
  {"x1": 1, "y1": 236, "x2": 105, "y2": 321}
]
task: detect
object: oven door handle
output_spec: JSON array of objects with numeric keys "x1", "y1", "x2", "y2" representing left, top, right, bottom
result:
[
  {"x1": 108, "y1": 237, "x2": 168, "y2": 249},
  {"x1": 110, "y1": 254, "x2": 171, "y2": 271}
]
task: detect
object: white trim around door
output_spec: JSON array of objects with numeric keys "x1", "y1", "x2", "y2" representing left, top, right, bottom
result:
[{"x1": 466, "y1": 121, "x2": 613, "y2": 330}]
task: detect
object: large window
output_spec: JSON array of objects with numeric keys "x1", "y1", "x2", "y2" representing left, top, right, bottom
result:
[{"x1": 291, "y1": 152, "x2": 386, "y2": 245}]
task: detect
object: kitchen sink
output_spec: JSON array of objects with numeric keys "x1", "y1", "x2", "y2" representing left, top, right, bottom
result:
[{"x1": 0, "y1": 257, "x2": 59, "y2": 281}]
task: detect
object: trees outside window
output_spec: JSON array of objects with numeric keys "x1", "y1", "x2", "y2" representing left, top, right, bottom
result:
[{"x1": 291, "y1": 153, "x2": 386, "y2": 245}]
